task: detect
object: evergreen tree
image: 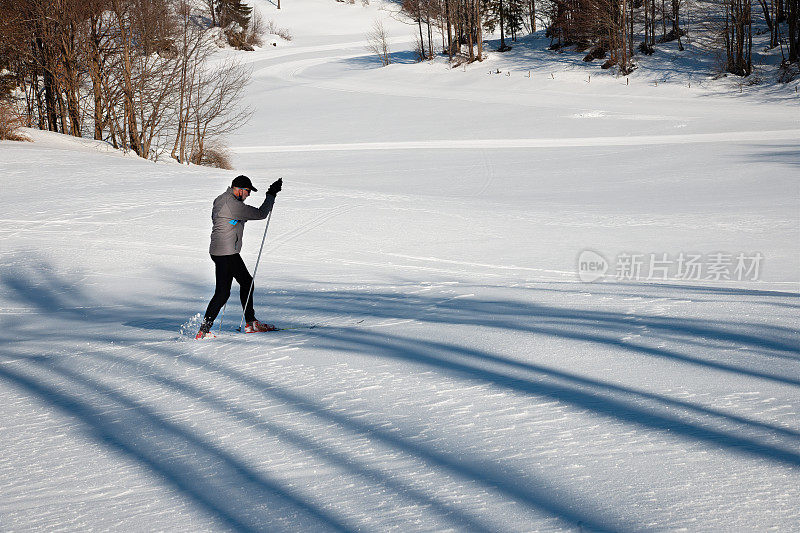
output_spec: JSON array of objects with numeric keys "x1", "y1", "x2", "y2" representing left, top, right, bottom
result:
[
  {"x1": 506, "y1": 0, "x2": 526, "y2": 40},
  {"x1": 216, "y1": 0, "x2": 252, "y2": 30},
  {"x1": 482, "y1": 0, "x2": 511, "y2": 50},
  {"x1": 482, "y1": 0, "x2": 500, "y2": 34}
]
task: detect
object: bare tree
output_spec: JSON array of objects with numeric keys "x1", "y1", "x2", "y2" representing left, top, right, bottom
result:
[
  {"x1": 724, "y1": 0, "x2": 753, "y2": 76},
  {"x1": 1, "y1": 0, "x2": 254, "y2": 163},
  {"x1": 758, "y1": 0, "x2": 779, "y2": 49},
  {"x1": 671, "y1": 0, "x2": 684, "y2": 50},
  {"x1": 188, "y1": 58, "x2": 252, "y2": 166},
  {"x1": 366, "y1": 19, "x2": 392, "y2": 66},
  {"x1": 110, "y1": 0, "x2": 142, "y2": 154},
  {"x1": 172, "y1": 0, "x2": 208, "y2": 162}
]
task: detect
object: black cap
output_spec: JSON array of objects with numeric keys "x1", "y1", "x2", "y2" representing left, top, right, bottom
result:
[{"x1": 231, "y1": 175, "x2": 257, "y2": 192}]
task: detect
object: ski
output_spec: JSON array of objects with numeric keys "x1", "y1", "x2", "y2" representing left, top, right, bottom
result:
[{"x1": 235, "y1": 324, "x2": 319, "y2": 333}]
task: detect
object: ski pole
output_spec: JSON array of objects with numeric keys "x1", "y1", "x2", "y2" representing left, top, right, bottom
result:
[
  {"x1": 239, "y1": 209, "x2": 274, "y2": 332},
  {"x1": 218, "y1": 303, "x2": 226, "y2": 334}
]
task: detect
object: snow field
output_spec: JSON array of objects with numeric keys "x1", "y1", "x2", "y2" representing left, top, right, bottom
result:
[{"x1": 1, "y1": 0, "x2": 799, "y2": 530}]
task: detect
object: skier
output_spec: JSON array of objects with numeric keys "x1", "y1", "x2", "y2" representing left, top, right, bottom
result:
[{"x1": 196, "y1": 175, "x2": 283, "y2": 339}]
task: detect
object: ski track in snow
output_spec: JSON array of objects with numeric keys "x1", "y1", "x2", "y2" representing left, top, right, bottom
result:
[
  {"x1": 1, "y1": 0, "x2": 800, "y2": 530},
  {"x1": 231, "y1": 129, "x2": 800, "y2": 154}
]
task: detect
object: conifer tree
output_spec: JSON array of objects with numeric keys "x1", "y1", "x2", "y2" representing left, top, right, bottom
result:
[
  {"x1": 482, "y1": 0, "x2": 512, "y2": 50},
  {"x1": 216, "y1": 0, "x2": 252, "y2": 30},
  {"x1": 506, "y1": 0, "x2": 526, "y2": 40}
]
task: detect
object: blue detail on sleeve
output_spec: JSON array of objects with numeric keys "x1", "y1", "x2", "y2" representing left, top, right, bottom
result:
[{"x1": 229, "y1": 219, "x2": 240, "y2": 226}]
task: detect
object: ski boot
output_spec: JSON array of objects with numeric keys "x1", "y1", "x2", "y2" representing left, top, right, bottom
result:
[
  {"x1": 245, "y1": 319, "x2": 278, "y2": 333},
  {"x1": 195, "y1": 320, "x2": 216, "y2": 339}
]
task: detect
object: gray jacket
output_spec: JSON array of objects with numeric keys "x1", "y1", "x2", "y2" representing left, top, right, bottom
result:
[{"x1": 209, "y1": 187, "x2": 275, "y2": 256}]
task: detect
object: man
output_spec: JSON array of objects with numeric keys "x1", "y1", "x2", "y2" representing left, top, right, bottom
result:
[{"x1": 196, "y1": 175, "x2": 283, "y2": 339}]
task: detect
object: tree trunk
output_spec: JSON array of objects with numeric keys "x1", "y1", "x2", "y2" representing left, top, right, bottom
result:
[
  {"x1": 630, "y1": 0, "x2": 635, "y2": 56},
  {"x1": 60, "y1": 21, "x2": 82, "y2": 137},
  {"x1": 651, "y1": 0, "x2": 656, "y2": 46},
  {"x1": 672, "y1": 0, "x2": 683, "y2": 50},
  {"x1": 427, "y1": 3, "x2": 434, "y2": 59},
  {"x1": 32, "y1": 70, "x2": 46, "y2": 130},
  {"x1": 208, "y1": 0, "x2": 217, "y2": 25},
  {"x1": 466, "y1": 0, "x2": 474, "y2": 61},
  {"x1": 113, "y1": 0, "x2": 143, "y2": 155},
  {"x1": 621, "y1": 0, "x2": 629, "y2": 71},
  {"x1": 417, "y1": 0, "x2": 427, "y2": 60},
  {"x1": 789, "y1": 0, "x2": 799, "y2": 62},
  {"x1": 89, "y1": 16, "x2": 104, "y2": 140},
  {"x1": 172, "y1": 24, "x2": 190, "y2": 161},
  {"x1": 476, "y1": 0, "x2": 483, "y2": 59},
  {"x1": 529, "y1": 0, "x2": 535, "y2": 32},
  {"x1": 727, "y1": 0, "x2": 753, "y2": 75},
  {"x1": 499, "y1": 0, "x2": 507, "y2": 50},
  {"x1": 445, "y1": 0, "x2": 453, "y2": 59},
  {"x1": 759, "y1": 0, "x2": 774, "y2": 33},
  {"x1": 34, "y1": 37, "x2": 58, "y2": 132},
  {"x1": 103, "y1": 72, "x2": 122, "y2": 149}
]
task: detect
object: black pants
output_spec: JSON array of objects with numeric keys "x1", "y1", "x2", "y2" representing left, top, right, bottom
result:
[{"x1": 203, "y1": 254, "x2": 256, "y2": 325}]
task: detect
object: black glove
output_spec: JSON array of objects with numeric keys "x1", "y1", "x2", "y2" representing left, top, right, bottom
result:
[{"x1": 267, "y1": 178, "x2": 282, "y2": 197}]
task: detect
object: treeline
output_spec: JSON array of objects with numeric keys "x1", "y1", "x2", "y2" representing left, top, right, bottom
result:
[
  {"x1": 402, "y1": 0, "x2": 800, "y2": 76},
  {"x1": 0, "y1": 0, "x2": 258, "y2": 164},
  {"x1": 400, "y1": 0, "x2": 541, "y2": 63}
]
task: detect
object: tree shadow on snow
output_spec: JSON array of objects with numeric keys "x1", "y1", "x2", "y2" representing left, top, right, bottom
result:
[
  {"x1": 338, "y1": 51, "x2": 420, "y2": 71},
  {"x1": 1, "y1": 258, "x2": 799, "y2": 531},
  {"x1": 746, "y1": 145, "x2": 800, "y2": 168}
]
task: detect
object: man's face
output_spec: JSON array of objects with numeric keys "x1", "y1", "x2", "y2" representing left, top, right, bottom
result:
[{"x1": 234, "y1": 187, "x2": 251, "y2": 200}]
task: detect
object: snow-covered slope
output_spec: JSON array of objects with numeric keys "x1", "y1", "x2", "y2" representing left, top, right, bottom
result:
[{"x1": 1, "y1": 0, "x2": 799, "y2": 530}]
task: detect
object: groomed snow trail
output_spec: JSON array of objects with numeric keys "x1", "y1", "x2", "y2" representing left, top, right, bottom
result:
[
  {"x1": 1, "y1": 0, "x2": 799, "y2": 530},
  {"x1": 231, "y1": 129, "x2": 800, "y2": 153}
]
